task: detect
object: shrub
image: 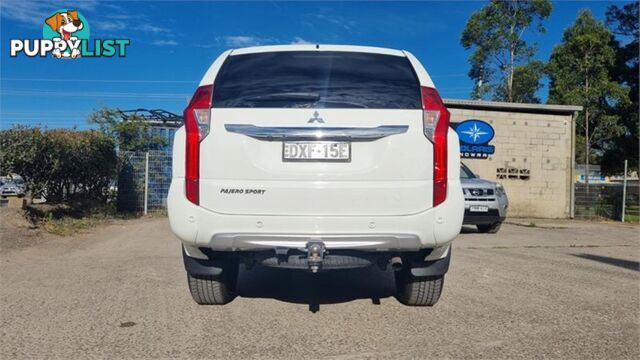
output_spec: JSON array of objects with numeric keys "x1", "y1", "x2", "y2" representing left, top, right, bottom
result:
[{"x1": 0, "y1": 126, "x2": 117, "y2": 202}]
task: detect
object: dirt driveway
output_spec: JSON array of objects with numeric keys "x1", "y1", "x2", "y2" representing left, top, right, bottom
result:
[{"x1": 1, "y1": 217, "x2": 638, "y2": 359}]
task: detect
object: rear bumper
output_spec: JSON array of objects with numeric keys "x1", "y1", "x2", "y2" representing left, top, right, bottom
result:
[
  {"x1": 209, "y1": 233, "x2": 422, "y2": 251},
  {"x1": 168, "y1": 178, "x2": 464, "y2": 253}
]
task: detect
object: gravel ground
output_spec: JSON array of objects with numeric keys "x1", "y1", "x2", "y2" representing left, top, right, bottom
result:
[
  {"x1": 0, "y1": 208, "x2": 49, "y2": 251},
  {"x1": 1, "y1": 217, "x2": 638, "y2": 359}
]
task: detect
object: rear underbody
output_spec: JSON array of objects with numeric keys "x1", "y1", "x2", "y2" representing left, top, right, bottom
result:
[{"x1": 184, "y1": 246, "x2": 451, "y2": 275}]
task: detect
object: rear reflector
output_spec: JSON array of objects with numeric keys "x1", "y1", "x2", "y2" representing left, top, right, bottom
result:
[
  {"x1": 421, "y1": 86, "x2": 450, "y2": 207},
  {"x1": 184, "y1": 85, "x2": 213, "y2": 205}
]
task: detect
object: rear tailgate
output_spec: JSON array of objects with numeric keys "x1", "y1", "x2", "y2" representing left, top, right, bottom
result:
[
  {"x1": 200, "y1": 108, "x2": 431, "y2": 216},
  {"x1": 197, "y1": 50, "x2": 434, "y2": 216}
]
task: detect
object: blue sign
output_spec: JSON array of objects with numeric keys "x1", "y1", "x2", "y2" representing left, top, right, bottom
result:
[{"x1": 453, "y1": 119, "x2": 496, "y2": 159}]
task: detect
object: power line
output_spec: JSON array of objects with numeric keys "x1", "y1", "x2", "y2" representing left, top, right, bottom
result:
[
  {"x1": 1, "y1": 111, "x2": 94, "y2": 115},
  {"x1": 438, "y1": 87, "x2": 473, "y2": 91},
  {"x1": 1, "y1": 89, "x2": 190, "y2": 100},
  {"x1": 0, "y1": 77, "x2": 198, "y2": 84},
  {"x1": 431, "y1": 73, "x2": 467, "y2": 78},
  {"x1": 2, "y1": 75, "x2": 468, "y2": 82}
]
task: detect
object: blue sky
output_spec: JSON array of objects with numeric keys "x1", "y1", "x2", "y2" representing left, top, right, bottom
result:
[{"x1": 0, "y1": 0, "x2": 627, "y2": 129}]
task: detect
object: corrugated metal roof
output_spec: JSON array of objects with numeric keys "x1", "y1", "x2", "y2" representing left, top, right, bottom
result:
[{"x1": 444, "y1": 98, "x2": 582, "y2": 115}]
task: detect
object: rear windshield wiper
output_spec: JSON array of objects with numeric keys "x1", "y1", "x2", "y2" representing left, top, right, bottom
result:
[{"x1": 243, "y1": 92, "x2": 320, "y2": 102}]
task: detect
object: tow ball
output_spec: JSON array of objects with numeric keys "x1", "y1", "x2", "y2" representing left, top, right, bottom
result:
[{"x1": 306, "y1": 241, "x2": 326, "y2": 273}]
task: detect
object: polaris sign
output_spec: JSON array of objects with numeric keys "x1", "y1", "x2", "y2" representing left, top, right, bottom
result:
[{"x1": 453, "y1": 120, "x2": 496, "y2": 159}]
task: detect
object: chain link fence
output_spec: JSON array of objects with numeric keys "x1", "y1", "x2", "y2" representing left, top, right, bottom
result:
[
  {"x1": 115, "y1": 149, "x2": 639, "y2": 222},
  {"x1": 574, "y1": 182, "x2": 639, "y2": 222},
  {"x1": 117, "y1": 151, "x2": 172, "y2": 214}
]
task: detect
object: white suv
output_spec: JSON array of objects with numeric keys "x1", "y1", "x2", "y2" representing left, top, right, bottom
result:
[{"x1": 168, "y1": 44, "x2": 463, "y2": 306}]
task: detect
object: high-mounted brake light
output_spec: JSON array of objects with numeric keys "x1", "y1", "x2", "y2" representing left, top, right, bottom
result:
[
  {"x1": 184, "y1": 85, "x2": 213, "y2": 205},
  {"x1": 421, "y1": 86, "x2": 449, "y2": 207}
]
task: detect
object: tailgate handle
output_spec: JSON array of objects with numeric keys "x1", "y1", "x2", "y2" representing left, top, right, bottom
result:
[{"x1": 224, "y1": 124, "x2": 408, "y2": 142}]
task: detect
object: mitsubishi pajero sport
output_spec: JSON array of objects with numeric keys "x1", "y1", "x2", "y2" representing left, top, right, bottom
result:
[{"x1": 168, "y1": 44, "x2": 463, "y2": 306}]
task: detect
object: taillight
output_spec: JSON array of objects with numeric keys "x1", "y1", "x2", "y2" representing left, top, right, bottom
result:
[
  {"x1": 421, "y1": 86, "x2": 449, "y2": 207},
  {"x1": 184, "y1": 85, "x2": 213, "y2": 205}
]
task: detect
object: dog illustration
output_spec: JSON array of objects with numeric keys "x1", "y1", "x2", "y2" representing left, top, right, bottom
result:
[{"x1": 45, "y1": 10, "x2": 83, "y2": 58}]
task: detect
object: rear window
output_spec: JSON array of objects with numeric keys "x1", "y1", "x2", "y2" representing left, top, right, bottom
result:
[{"x1": 212, "y1": 51, "x2": 421, "y2": 109}]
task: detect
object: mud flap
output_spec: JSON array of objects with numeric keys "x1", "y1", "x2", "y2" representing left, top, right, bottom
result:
[
  {"x1": 182, "y1": 247, "x2": 224, "y2": 277},
  {"x1": 409, "y1": 248, "x2": 451, "y2": 277}
]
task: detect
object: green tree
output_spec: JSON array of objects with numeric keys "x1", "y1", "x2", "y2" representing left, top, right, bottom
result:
[
  {"x1": 601, "y1": 2, "x2": 639, "y2": 174},
  {"x1": 88, "y1": 108, "x2": 166, "y2": 152},
  {"x1": 496, "y1": 60, "x2": 546, "y2": 103},
  {"x1": 461, "y1": 0, "x2": 552, "y2": 102},
  {"x1": 547, "y1": 10, "x2": 629, "y2": 174}
]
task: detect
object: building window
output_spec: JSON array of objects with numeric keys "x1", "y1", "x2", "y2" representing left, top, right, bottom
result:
[{"x1": 497, "y1": 167, "x2": 530, "y2": 180}]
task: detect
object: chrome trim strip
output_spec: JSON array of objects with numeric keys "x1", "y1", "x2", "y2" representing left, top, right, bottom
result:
[
  {"x1": 224, "y1": 124, "x2": 409, "y2": 142},
  {"x1": 209, "y1": 233, "x2": 422, "y2": 251}
]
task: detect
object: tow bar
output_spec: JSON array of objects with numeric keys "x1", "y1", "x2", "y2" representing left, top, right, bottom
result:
[{"x1": 306, "y1": 241, "x2": 326, "y2": 273}]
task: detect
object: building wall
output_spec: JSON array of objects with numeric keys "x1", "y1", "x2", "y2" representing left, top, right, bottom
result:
[{"x1": 449, "y1": 108, "x2": 574, "y2": 218}]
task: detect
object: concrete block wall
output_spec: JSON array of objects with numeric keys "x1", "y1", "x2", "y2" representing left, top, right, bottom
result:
[{"x1": 449, "y1": 108, "x2": 573, "y2": 218}]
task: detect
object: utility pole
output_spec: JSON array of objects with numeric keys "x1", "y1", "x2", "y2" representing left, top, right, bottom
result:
[
  {"x1": 621, "y1": 160, "x2": 628, "y2": 222},
  {"x1": 585, "y1": 109, "x2": 590, "y2": 203},
  {"x1": 144, "y1": 152, "x2": 149, "y2": 215}
]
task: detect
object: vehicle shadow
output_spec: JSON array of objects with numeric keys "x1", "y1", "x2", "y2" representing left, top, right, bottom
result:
[
  {"x1": 236, "y1": 264, "x2": 397, "y2": 311},
  {"x1": 572, "y1": 253, "x2": 640, "y2": 272}
]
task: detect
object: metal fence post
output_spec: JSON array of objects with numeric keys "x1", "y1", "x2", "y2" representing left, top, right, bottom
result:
[
  {"x1": 621, "y1": 159, "x2": 628, "y2": 222},
  {"x1": 144, "y1": 152, "x2": 149, "y2": 215}
]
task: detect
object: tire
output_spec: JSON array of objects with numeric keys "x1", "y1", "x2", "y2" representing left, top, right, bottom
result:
[
  {"x1": 394, "y1": 271, "x2": 444, "y2": 306},
  {"x1": 477, "y1": 222, "x2": 502, "y2": 233},
  {"x1": 187, "y1": 262, "x2": 238, "y2": 305}
]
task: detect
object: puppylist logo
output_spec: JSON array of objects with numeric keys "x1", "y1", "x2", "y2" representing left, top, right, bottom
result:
[{"x1": 10, "y1": 9, "x2": 130, "y2": 59}]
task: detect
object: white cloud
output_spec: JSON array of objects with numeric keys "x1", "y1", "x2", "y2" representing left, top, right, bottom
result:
[
  {"x1": 221, "y1": 35, "x2": 291, "y2": 47},
  {"x1": 219, "y1": 35, "x2": 269, "y2": 47},
  {"x1": 137, "y1": 24, "x2": 170, "y2": 34},
  {"x1": 92, "y1": 20, "x2": 128, "y2": 32},
  {"x1": 193, "y1": 43, "x2": 218, "y2": 49},
  {"x1": 0, "y1": 1, "x2": 176, "y2": 42},
  {"x1": 290, "y1": 37, "x2": 312, "y2": 44},
  {"x1": 195, "y1": 36, "x2": 314, "y2": 49},
  {"x1": 153, "y1": 39, "x2": 178, "y2": 46},
  {"x1": 0, "y1": 0, "x2": 99, "y2": 26},
  {"x1": 307, "y1": 13, "x2": 357, "y2": 31}
]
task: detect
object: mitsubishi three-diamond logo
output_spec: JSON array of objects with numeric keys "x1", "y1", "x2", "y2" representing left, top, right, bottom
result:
[{"x1": 308, "y1": 111, "x2": 324, "y2": 124}]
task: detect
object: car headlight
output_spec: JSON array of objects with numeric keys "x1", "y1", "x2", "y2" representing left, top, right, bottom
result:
[{"x1": 495, "y1": 183, "x2": 505, "y2": 197}]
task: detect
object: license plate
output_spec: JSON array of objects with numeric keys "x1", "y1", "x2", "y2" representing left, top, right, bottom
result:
[
  {"x1": 470, "y1": 205, "x2": 489, "y2": 212},
  {"x1": 283, "y1": 142, "x2": 350, "y2": 162}
]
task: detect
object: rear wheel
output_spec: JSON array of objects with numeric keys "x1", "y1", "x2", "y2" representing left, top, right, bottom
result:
[
  {"x1": 477, "y1": 222, "x2": 502, "y2": 233},
  {"x1": 187, "y1": 262, "x2": 239, "y2": 305},
  {"x1": 394, "y1": 271, "x2": 444, "y2": 306}
]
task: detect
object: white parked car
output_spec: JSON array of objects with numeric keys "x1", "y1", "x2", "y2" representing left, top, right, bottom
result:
[
  {"x1": 0, "y1": 175, "x2": 26, "y2": 197},
  {"x1": 168, "y1": 44, "x2": 463, "y2": 306}
]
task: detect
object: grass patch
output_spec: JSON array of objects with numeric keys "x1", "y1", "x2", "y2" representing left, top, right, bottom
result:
[
  {"x1": 27, "y1": 201, "x2": 139, "y2": 236},
  {"x1": 623, "y1": 205, "x2": 639, "y2": 223},
  {"x1": 623, "y1": 213, "x2": 639, "y2": 223},
  {"x1": 43, "y1": 214, "x2": 105, "y2": 236}
]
